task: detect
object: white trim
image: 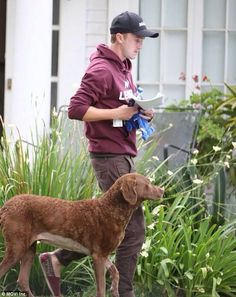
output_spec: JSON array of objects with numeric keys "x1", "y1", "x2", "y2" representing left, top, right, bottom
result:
[
  {"x1": 159, "y1": 0, "x2": 164, "y2": 94},
  {"x1": 4, "y1": 0, "x2": 16, "y2": 117},
  {"x1": 188, "y1": 0, "x2": 203, "y2": 96},
  {"x1": 52, "y1": 24, "x2": 60, "y2": 30},
  {"x1": 224, "y1": 0, "x2": 229, "y2": 91}
]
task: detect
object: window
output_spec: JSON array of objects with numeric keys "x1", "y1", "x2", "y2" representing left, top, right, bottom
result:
[
  {"x1": 202, "y1": 0, "x2": 236, "y2": 92},
  {"x1": 138, "y1": 0, "x2": 236, "y2": 103}
]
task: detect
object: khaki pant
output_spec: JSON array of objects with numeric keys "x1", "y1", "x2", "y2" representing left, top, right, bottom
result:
[{"x1": 55, "y1": 154, "x2": 145, "y2": 297}]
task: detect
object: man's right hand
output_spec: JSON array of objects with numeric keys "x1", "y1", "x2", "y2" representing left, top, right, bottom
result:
[{"x1": 115, "y1": 105, "x2": 138, "y2": 120}]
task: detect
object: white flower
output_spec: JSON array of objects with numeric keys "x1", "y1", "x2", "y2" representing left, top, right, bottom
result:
[
  {"x1": 169, "y1": 123, "x2": 173, "y2": 128},
  {"x1": 213, "y1": 146, "x2": 221, "y2": 152},
  {"x1": 140, "y1": 250, "x2": 149, "y2": 258},
  {"x1": 192, "y1": 149, "x2": 199, "y2": 155},
  {"x1": 149, "y1": 176, "x2": 155, "y2": 183},
  {"x1": 224, "y1": 161, "x2": 230, "y2": 168},
  {"x1": 142, "y1": 239, "x2": 151, "y2": 250},
  {"x1": 198, "y1": 288, "x2": 205, "y2": 293},
  {"x1": 147, "y1": 223, "x2": 155, "y2": 230},
  {"x1": 226, "y1": 155, "x2": 231, "y2": 159},
  {"x1": 193, "y1": 178, "x2": 203, "y2": 184},
  {"x1": 167, "y1": 170, "x2": 173, "y2": 176},
  {"x1": 190, "y1": 158, "x2": 198, "y2": 165},
  {"x1": 152, "y1": 156, "x2": 159, "y2": 161},
  {"x1": 152, "y1": 205, "x2": 161, "y2": 216}
]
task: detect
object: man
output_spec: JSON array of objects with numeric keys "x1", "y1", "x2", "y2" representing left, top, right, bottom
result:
[{"x1": 39, "y1": 11, "x2": 159, "y2": 297}]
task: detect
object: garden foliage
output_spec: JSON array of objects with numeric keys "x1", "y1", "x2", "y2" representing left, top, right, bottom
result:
[{"x1": 0, "y1": 91, "x2": 235, "y2": 296}]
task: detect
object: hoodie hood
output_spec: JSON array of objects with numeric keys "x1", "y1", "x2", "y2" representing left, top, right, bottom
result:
[{"x1": 90, "y1": 44, "x2": 132, "y2": 73}]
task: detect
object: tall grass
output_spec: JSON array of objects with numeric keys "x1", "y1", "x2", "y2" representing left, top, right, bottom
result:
[
  {"x1": 0, "y1": 111, "x2": 97, "y2": 296},
  {"x1": 0, "y1": 111, "x2": 96, "y2": 201}
]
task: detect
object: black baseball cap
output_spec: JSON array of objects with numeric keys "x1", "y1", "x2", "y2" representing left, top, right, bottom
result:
[{"x1": 110, "y1": 11, "x2": 159, "y2": 38}]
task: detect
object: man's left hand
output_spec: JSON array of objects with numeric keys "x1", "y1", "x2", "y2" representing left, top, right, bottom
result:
[{"x1": 139, "y1": 109, "x2": 154, "y2": 121}]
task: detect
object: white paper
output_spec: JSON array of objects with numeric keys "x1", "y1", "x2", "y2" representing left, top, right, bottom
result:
[{"x1": 133, "y1": 92, "x2": 164, "y2": 110}]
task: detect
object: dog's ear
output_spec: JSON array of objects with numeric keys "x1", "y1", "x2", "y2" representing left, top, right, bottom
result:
[{"x1": 121, "y1": 178, "x2": 137, "y2": 205}]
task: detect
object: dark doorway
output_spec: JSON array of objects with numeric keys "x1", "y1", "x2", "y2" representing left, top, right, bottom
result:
[{"x1": 0, "y1": 0, "x2": 6, "y2": 137}]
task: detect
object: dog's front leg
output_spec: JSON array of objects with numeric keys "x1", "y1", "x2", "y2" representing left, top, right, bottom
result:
[{"x1": 92, "y1": 254, "x2": 106, "y2": 297}]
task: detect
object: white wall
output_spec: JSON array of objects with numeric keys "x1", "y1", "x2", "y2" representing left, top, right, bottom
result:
[
  {"x1": 86, "y1": 0, "x2": 108, "y2": 61},
  {"x1": 108, "y1": 0, "x2": 139, "y2": 26},
  {"x1": 4, "y1": 0, "x2": 52, "y2": 141},
  {"x1": 57, "y1": 0, "x2": 86, "y2": 108}
]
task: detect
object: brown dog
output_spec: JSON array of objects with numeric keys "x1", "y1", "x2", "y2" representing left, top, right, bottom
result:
[{"x1": 0, "y1": 173, "x2": 164, "y2": 297}]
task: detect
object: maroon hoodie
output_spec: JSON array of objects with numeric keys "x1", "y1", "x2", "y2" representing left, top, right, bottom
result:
[{"x1": 68, "y1": 44, "x2": 137, "y2": 157}]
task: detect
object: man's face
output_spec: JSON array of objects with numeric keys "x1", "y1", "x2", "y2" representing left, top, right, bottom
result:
[{"x1": 120, "y1": 33, "x2": 144, "y2": 60}]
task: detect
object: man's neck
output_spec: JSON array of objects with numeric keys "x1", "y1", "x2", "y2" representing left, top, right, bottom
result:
[{"x1": 109, "y1": 43, "x2": 125, "y2": 61}]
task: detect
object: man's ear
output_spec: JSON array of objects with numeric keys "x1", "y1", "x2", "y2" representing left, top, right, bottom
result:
[
  {"x1": 121, "y1": 180, "x2": 137, "y2": 205},
  {"x1": 116, "y1": 33, "x2": 124, "y2": 44}
]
